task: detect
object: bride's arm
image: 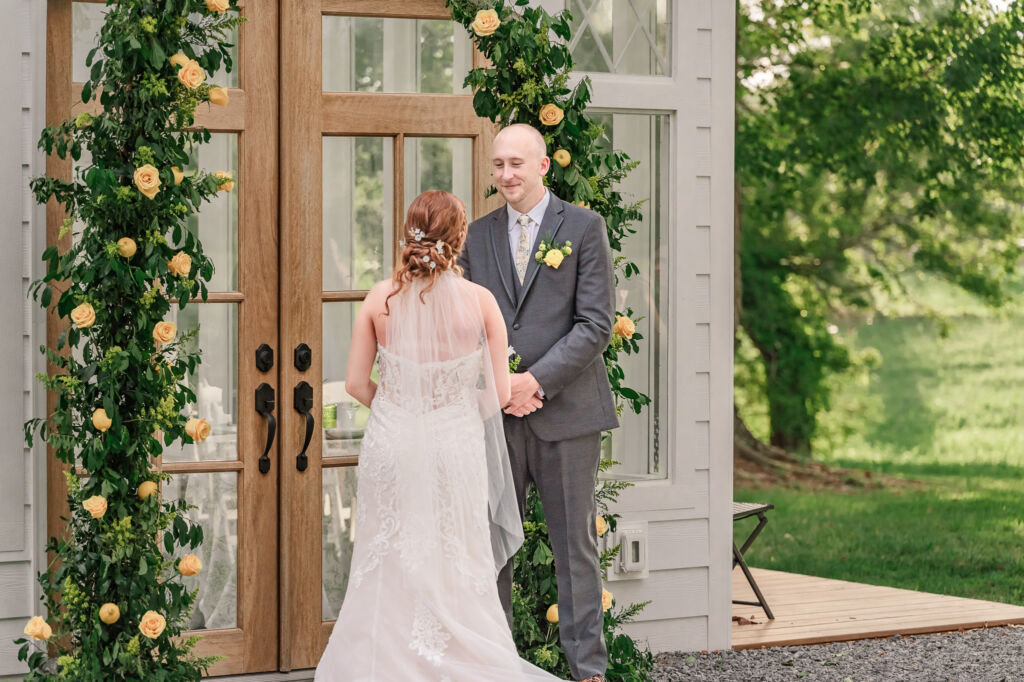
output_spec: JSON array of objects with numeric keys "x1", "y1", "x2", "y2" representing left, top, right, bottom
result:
[
  {"x1": 481, "y1": 290, "x2": 511, "y2": 407},
  {"x1": 345, "y1": 285, "x2": 384, "y2": 407}
]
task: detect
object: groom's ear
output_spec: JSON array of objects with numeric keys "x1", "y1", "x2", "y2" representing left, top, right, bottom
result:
[{"x1": 540, "y1": 156, "x2": 551, "y2": 175}]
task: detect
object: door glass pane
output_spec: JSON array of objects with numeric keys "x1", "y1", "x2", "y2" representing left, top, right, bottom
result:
[
  {"x1": 322, "y1": 301, "x2": 371, "y2": 458},
  {"x1": 183, "y1": 134, "x2": 239, "y2": 292},
  {"x1": 403, "y1": 137, "x2": 473, "y2": 218},
  {"x1": 566, "y1": 0, "x2": 671, "y2": 76},
  {"x1": 322, "y1": 465, "x2": 358, "y2": 620},
  {"x1": 162, "y1": 303, "x2": 239, "y2": 463},
  {"x1": 164, "y1": 472, "x2": 238, "y2": 630},
  {"x1": 72, "y1": 3, "x2": 108, "y2": 83},
  {"x1": 322, "y1": 16, "x2": 471, "y2": 94},
  {"x1": 73, "y1": 5, "x2": 239, "y2": 87},
  {"x1": 590, "y1": 112, "x2": 669, "y2": 480},
  {"x1": 323, "y1": 137, "x2": 394, "y2": 291}
]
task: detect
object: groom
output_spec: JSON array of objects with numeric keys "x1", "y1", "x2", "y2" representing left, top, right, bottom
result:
[{"x1": 458, "y1": 124, "x2": 619, "y2": 682}]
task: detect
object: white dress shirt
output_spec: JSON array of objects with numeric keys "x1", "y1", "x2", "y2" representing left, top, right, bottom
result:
[{"x1": 506, "y1": 189, "x2": 551, "y2": 260}]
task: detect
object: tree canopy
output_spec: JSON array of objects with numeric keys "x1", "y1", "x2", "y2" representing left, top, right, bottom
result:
[{"x1": 737, "y1": 0, "x2": 1024, "y2": 453}]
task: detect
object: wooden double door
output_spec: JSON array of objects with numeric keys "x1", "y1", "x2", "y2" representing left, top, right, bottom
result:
[{"x1": 49, "y1": 0, "x2": 498, "y2": 674}]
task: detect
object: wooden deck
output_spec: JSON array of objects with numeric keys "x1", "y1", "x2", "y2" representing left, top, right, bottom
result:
[{"x1": 732, "y1": 567, "x2": 1024, "y2": 649}]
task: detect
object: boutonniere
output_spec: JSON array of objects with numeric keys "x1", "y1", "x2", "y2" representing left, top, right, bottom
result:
[
  {"x1": 535, "y1": 234, "x2": 572, "y2": 269},
  {"x1": 508, "y1": 346, "x2": 522, "y2": 373}
]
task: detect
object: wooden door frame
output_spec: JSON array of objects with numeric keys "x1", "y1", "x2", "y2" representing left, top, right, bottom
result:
[{"x1": 45, "y1": 0, "x2": 279, "y2": 675}]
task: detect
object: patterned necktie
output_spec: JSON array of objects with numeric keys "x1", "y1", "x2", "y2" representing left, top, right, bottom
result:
[{"x1": 514, "y1": 213, "x2": 532, "y2": 284}]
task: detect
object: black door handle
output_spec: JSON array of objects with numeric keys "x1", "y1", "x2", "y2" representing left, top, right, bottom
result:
[
  {"x1": 294, "y1": 381, "x2": 314, "y2": 472},
  {"x1": 255, "y1": 383, "x2": 276, "y2": 474}
]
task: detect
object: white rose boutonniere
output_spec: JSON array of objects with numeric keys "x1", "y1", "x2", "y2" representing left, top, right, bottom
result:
[{"x1": 535, "y1": 234, "x2": 572, "y2": 270}]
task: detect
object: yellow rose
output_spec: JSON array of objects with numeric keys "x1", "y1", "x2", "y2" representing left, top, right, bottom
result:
[
  {"x1": 71, "y1": 302, "x2": 96, "y2": 328},
  {"x1": 23, "y1": 616, "x2": 52, "y2": 641},
  {"x1": 99, "y1": 603, "x2": 120, "y2": 625},
  {"x1": 208, "y1": 86, "x2": 229, "y2": 107},
  {"x1": 168, "y1": 53, "x2": 189, "y2": 69},
  {"x1": 138, "y1": 481, "x2": 158, "y2": 499},
  {"x1": 116, "y1": 237, "x2": 137, "y2": 258},
  {"x1": 595, "y1": 515, "x2": 608, "y2": 537},
  {"x1": 168, "y1": 252, "x2": 192, "y2": 277},
  {"x1": 178, "y1": 554, "x2": 203, "y2": 577},
  {"x1": 171, "y1": 166, "x2": 185, "y2": 185},
  {"x1": 214, "y1": 170, "x2": 234, "y2": 193},
  {"x1": 613, "y1": 315, "x2": 636, "y2": 340},
  {"x1": 82, "y1": 495, "x2": 107, "y2": 519},
  {"x1": 185, "y1": 417, "x2": 211, "y2": 443},
  {"x1": 133, "y1": 164, "x2": 161, "y2": 200},
  {"x1": 205, "y1": 0, "x2": 230, "y2": 12},
  {"x1": 602, "y1": 588, "x2": 613, "y2": 612},
  {"x1": 138, "y1": 610, "x2": 166, "y2": 639},
  {"x1": 177, "y1": 59, "x2": 206, "y2": 90},
  {"x1": 543, "y1": 249, "x2": 564, "y2": 269},
  {"x1": 471, "y1": 9, "x2": 500, "y2": 36},
  {"x1": 153, "y1": 321, "x2": 177, "y2": 345},
  {"x1": 538, "y1": 103, "x2": 564, "y2": 127},
  {"x1": 552, "y1": 149, "x2": 571, "y2": 167},
  {"x1": 92, "y1": 408, "x2": 112, "y2": 432},
  {"x1": 545, "y1": 604, "x2": 559, "y2": 624},
  {"x1": 575, "y1": 201, "x2": 591, "y2": 209}
]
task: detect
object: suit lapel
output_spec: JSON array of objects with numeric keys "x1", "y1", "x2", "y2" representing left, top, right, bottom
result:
[
  {"x1": 488, "y1": 207, "x2": 516, "y2": 306},
  {"x1": 515, "y1": 196, "x2": 565, "y2": 315}
]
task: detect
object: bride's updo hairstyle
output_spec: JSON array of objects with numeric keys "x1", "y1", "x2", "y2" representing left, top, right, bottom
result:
[{"x1": 385, "y1": 189, "x2": 468, "y2": 313}]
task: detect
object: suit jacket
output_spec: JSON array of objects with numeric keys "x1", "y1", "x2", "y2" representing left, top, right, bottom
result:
[{"x1": 459, "y1": 193, "x2": 619, "y2": 441}]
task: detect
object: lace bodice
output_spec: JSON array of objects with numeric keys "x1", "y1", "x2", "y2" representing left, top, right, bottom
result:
[{"x1": 374, "y1": 343, "x2": 485, "y2": 414}]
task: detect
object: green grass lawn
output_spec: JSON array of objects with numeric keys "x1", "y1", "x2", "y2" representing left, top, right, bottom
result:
[{"x1": 735, "y1": 272, "x2": 1024, "y2": 606}]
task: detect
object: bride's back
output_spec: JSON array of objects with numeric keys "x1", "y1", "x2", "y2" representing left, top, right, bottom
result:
[{"x1": 372, "y1": 273, "x2": 488, "y2": 413}]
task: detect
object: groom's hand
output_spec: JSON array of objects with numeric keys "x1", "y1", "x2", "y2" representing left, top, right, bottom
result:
[{"x1": 504, "y1": 372, "x2": 544, "y2": 417}]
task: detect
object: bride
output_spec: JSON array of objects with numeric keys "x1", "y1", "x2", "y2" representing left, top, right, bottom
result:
[{"x1": 315, "y1": 190, "x2": 563, "y2": 681}]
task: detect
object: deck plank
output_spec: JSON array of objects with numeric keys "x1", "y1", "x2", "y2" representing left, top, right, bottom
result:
[{"x1": 731, "y1": 568, "x2": 1024, "y2": 649}]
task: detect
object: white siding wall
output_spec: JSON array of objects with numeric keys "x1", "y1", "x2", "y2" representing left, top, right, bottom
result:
[
  {"x1": 0, "y1": 0, "x2": 48, "y2": 678},
  {"x1": 571, "y1": 0, "x2": 736, "y2": 653}
]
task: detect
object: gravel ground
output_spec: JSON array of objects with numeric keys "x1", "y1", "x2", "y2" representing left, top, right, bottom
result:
[{"x1": 651, "y1": 625, "x2": 1024, "y2": 682}]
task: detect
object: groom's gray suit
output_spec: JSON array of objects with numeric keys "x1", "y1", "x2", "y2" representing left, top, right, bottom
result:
[{"x1": 459, "y1": 192, "x2": 618, "y2": 680}]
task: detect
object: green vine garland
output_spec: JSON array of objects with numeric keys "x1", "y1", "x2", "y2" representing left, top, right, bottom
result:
[
  {"x1": 448, "y1": 2, "x2": 656, "y2": 679},
  {"x1": 17, "y1": 1, "x2": 242, "y2": 679}
]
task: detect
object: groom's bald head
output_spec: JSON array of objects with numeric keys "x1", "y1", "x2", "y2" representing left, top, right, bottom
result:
[
  {"x1": 492, "y1": 124, "x2": 550, "y2": 212},
  {"x1": 494, "y1": 124, "x2": 547, "y2": 159}
]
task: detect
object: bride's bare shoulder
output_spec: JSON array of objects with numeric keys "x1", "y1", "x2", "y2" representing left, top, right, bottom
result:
[{"x1": 361, "y1": 279, "x2": 396, "y2": 311}]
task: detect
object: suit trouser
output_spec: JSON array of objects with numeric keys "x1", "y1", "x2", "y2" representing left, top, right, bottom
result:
[{"x1": 498, "y1": 417, "x2": 606, "y2": 680}]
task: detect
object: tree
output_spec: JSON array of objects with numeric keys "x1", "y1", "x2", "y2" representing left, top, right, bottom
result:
[{"x1": 736, "y1": 0, "x2": 1024, "y2": 454}]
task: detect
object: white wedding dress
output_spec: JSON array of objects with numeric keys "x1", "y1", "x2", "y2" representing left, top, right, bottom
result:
[{"x1": 315, "y1": 273, "x2": 563, "y2": 681}]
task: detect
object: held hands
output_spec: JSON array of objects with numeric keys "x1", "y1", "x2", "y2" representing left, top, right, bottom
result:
[{"x1": 504, "y1": 372, "x2": 543, "y2": 417}]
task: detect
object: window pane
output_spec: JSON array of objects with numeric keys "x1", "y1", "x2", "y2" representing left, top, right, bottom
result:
[
  {"x1": 322, "y1": 301, "x2": 372, "y2": 459},
  {"x1": 566, "y1": 0, "x2": 671, "y2": 76},
  {"x1": 72, "y1": 3, "x2": 108, "y2": 84},
  {"x1": 162, "y1": 303, "x2": 239, "y2": 463},
  {"x1": 592, "y1": 112, "x2": 669, "y2": 480},
  {"x1": 164, "y1": 472, "x2": 238, "y2": 630},
  {"x1": 403, "y1": 137, "x2": 474, "y2": 218},
  {"x1": 322, "y1": 16, "x2": 471, "y2": 94},
  {"x1": 183, "y1": 134, "x2": 239, "y2": 292},
  {"x1": 323, "y1": 137, "x2": 394, "y2": 291},
  {"x1": 322, "y1": 465, "x2": 359, "y2": 620}
]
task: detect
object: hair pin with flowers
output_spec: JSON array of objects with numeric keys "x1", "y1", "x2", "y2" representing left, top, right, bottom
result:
[{"x1": 411, "y1": 228, "x2": 425, "y2": 242}]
